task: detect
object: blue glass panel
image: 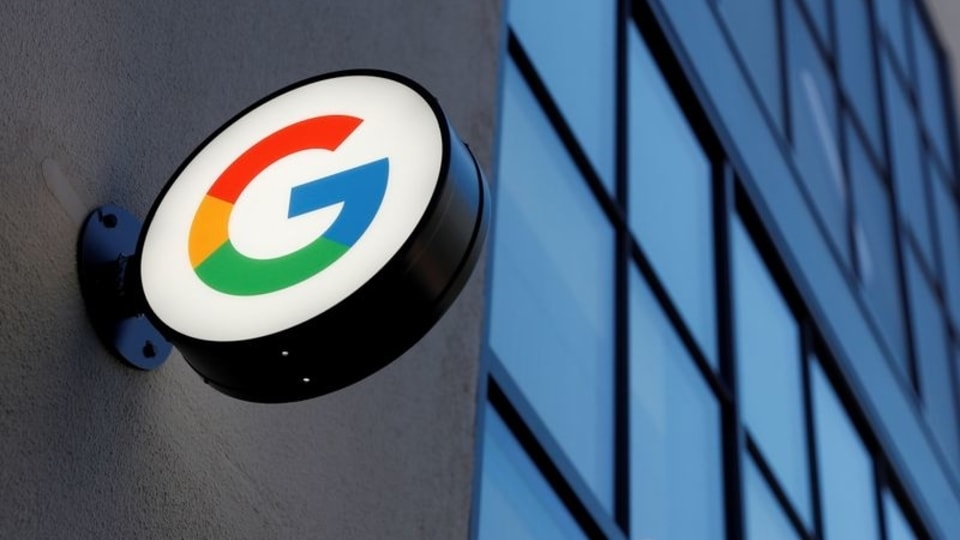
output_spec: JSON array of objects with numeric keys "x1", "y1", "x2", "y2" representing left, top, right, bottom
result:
[
  {"x1": 797, "y1": 0, "x2": 828, "y2": 46},
  {"x1": 883, "y1": 490, "x2": 919, "y2": 540},
  {"x1": 811, "y1": 359, "x2": 880, "y2": 540},
  {"x1": 629, "y1": 268, "x2": 724, "y2": 539},
  {"x1": 787, "y1": 0, "x2": 849, "y2": 265},
  {"x1": 628, "y1": 27, "x2": 717, "y2": 366},
  {"x1": 509, "y1": 0, "x2": 615, "y2": 188},
  {"x1": 910, "y1": 4, "x2": 952, "y2": 168},
  {"x1": 904, "y1": 250, "x2": 960, "y2": 477},
  {"x1": 883, "y1": 55, "x2": 934, "y2": 265},
  {"x1": 744, "y1": 456, "x2": 802, "y2": 540},
  {"x1": 932, "y1": 162, "x2": 960, "y2": 329},
  {"x1": 834, "y1": 0, "x2": 883, "y2": 154},
  {"x1": 876, "y1": 0, "x2": 908, "y2": 70},
  {"x1": 849, "y1": 125, "x2": 908, "y2": 375},
  {"x1": 718, "y1": 0, "x2": 782, "y2": 130},
  {"x1": 489, "y1": 61, "x2": 614, "y2": 510},
  {"x1": 733, "y1": 217, "x2": 811, "y2": 526},
  {"x1": 477, "y1": 405, "x2": 587, "y2": 540}
]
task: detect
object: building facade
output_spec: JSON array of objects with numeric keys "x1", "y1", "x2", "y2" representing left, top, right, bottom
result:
[
  {"x1": 3, "y1": 0, "x2": 960, "y2": 539},
  {"x1": 474, "y1": 0, "x2": 960, "y2": 539}
]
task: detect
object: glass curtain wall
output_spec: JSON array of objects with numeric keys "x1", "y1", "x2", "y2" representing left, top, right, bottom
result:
[{"x1": 474, "y1": 0, "x2": 957, "y2": 538}]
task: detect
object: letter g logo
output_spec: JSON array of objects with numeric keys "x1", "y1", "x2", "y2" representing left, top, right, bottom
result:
[{"x1": 188, "y1": 115, "x2": 389, "y2": 295}]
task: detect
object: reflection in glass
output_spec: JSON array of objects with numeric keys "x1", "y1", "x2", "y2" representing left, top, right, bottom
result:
[
  {"x1": 883, "y1": 54, "x2": 934, "y2": 265},
  {"x1": 630, "y1": 268, "x2": 723, "y2": 539},
  {"x1": 718, "y1": 0, "x2": 782, "y2": 130},
  {"x1": 811, "y1": 359, "x2": 879, "y2": 540},
  {"x1": 734, "y1": 217, "x2": 811, "y2": 526},
  {"x1": 478, "y1": 405, "x2": 587, "y2": 540},
  {"x1": 787, "y1": 0, "x2": 848, "y2": 265},
  {"x1": 834, "y1": 0, "x2": 882, "y2": 154},
  {"x1": 489, "y1": 61, "x2": 614, "y2": 511},
  {"x1": 904, "y1": 251, "x2": 960, "y2": 477},
  {"x1": 849, "y1": 125, "x2": 907, "y2": 374},
  {"x1": 744, "y1": 456, "x2": 802, "y2": 540},
  {"x1": 509, "y1": 0, "x2": 615, "y2": 187},
  {"x1": 629, "y1": 26, "x2": 717, "y2": 366}
]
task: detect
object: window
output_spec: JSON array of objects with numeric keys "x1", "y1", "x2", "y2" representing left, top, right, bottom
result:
[
  {"x1": 734, "y1": 217, "x2": 811, "y2": 526},
  {"x1": 477, "y1": 405, "x2": 587, "y2": 540},
  {"x1": 931, "y1": 160, "x2": 960, "y2": 329},
  {"x1": 883, "y1": 54, "x2": 934, "y2": 267},
  {"x1": 508, "y1": 0, "x2": 616, "y2": 187},
  {"x1": 718, "y1": 0, "x2": 782, "y2": 130},
  {"x1": 876, "y1": 0, "x2": 908, "y2": 70},
  {"x1": 629, "y1": 26, "x2": 717, "y2": 366},
  {"x1": 787, "y1": 0, "x2": 848, "y2": 265},
  {"x1": 797, "y1": 0, "x2": 828, "y2": 47},
  {"x1": 744, "y1": 456, "x2": 802, "y2": 540},
  {"x1": 834, "y1": 0, "x2": 883, "y2": 155},
  {"x1": 884, "y1": 490, "x2": 919, "y2": 540},
  {"x1": 811, "y1": 359, "x2": 880, "y2": 540},
  {"x1": 904, "y1": 250, "x2": 960, "y2": 477},
  {"x1": 489, "y1": 60, "x2": 615, "y2": 510},
  {"x1": 629, "y1": 268, "x2": 723, "y2": 539},
  {"x1": 849, "y1": 125, "x2": 907, "y2": 373}
]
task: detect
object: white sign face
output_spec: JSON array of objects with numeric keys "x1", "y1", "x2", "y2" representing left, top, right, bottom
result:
[{"x1": 140, "y1": 75, "x2": 444, "y2": 342}]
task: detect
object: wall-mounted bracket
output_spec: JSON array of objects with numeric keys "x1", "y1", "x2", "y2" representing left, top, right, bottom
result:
[{"x1": 77, "y1": 205, "x2": 171, "y2": 370}]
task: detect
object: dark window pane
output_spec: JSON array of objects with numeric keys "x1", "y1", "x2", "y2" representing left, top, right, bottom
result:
[
  {"x1": 884, "y1": 490, "x2": 919, "y2": 540},
  {"x1": 628, "y1": 27, "x2": 717, "y2": 366},
  {"x1": 718, "y1": 0, "x2": 783, "y2": 130},
  {"x1": 478, "y1": 405, "x2": 587, "y2": 540},
  {"x1": 509, "y1": 0, "x2": 615, "y2": 188},
  {"x1": 734, "y1": 217, "x2": 811, "y2": 526},
  {"x1": 883, "y1": 55, "x2": 934, "y2": 265},
  {"x1": 932, "y1": 161, "x2": 960, "y2": 329},
  {"x1": 489, "y1": 61, "x2": 614, "y2": 511},
  {"x1": 630, "y1": 268, "x2": 724, "y2": 539},
  {"x1": 811, "y1": 358, "x2": 880, "y2": 540},
  {"x1": 849, "y1": 125, "x2": 908, "y2": 374},
  {"x1": 787, "y1": 1, "x2": 849, "y2": 265},
  {"x1": 910, "y1": 4, "x2": 952, "y2": 168},
  {"x1": 744, "y1": 455, "x2": 803, "y2": 540},
  {"x1": 835, "y1": 0, "x2": 883, "y2": 154},
  {"x1": 904, "y1": 250, "x2": 960, "y2": 477},
  {"x1": 876, "y1": 0, "x2": 909, "y2": 70}
]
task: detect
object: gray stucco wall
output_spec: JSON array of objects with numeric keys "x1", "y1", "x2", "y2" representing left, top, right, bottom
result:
[
  {"x1": 927, "y1": 0, "x2": 960, "y2": 125},
  {"x1": 0, "y1": 2, "x2": 502, "y2": 538}
]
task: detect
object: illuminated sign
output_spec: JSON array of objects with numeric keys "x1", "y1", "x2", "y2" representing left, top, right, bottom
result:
[{"x1": 78, "y1": 71, "x2": 488, "y2": 402}]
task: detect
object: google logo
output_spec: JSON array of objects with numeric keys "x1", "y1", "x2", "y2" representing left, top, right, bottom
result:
[
  {"x1": 140, "y1": 72, "x2": 446, "y2": 342},
  {"x1": 188, "y1": 115, "x2": 388, "y2": 296}
]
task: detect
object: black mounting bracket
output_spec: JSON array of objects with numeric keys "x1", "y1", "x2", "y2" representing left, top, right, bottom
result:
[{"x1": 77, "y1": 205, "x2": 171, "y2": 370}]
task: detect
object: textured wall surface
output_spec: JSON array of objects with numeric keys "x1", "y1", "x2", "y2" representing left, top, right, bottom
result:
[
  {"x1": 0, "y1": 1, "x2": 501, "y2": 538},
  {"x1": 927, "y1": 0, "x2": 960, "y2": 122}
]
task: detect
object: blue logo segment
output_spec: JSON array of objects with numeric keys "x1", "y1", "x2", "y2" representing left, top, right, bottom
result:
[{"x1": 288, "y1": 158, "x2": 390, "y2": 246}]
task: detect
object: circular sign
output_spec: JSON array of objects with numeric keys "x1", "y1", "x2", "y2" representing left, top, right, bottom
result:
[{"x1": 137, "y1": 71, "x2": 488, "y2": 402}]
